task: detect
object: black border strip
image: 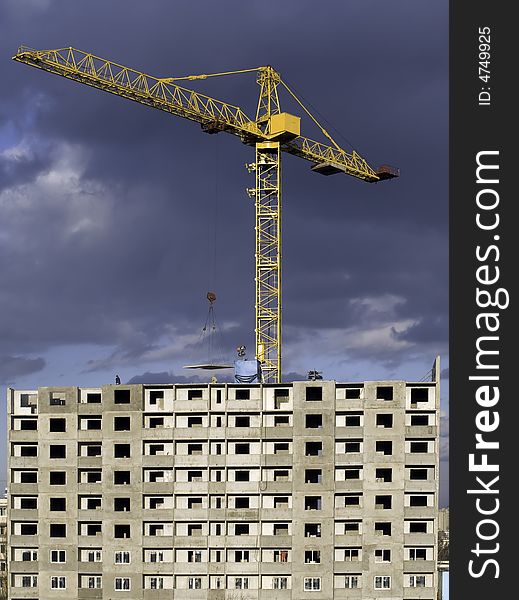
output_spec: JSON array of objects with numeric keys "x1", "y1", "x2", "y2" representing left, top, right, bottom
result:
[{"x1": 450, "y1": 1, "x2": 513, "y2": 597}]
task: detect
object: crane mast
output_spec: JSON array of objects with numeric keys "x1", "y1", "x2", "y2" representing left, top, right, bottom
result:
[{"x1": 13, "y1": 46, "x2": 398, "y2": 383}]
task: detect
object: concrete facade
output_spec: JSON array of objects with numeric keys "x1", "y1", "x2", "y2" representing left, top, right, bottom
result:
[
  {"x1": 1, "y1": 496, "x2": 7, "y2": 595},
  {"x1": 7, "y1": 361, "x2": 440, "y2": 599}
]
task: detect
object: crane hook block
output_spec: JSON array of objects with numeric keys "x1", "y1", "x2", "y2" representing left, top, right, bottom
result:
[{"x1": 207, "y1": 291, "x2": 217, "y2": 303}]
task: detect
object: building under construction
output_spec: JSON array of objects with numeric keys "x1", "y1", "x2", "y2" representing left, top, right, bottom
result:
[
  {"x1": 5, "y1": 43, "x2": 441, "y2": 600},
  {"x1": 7, "y1": 358, "x2": 439, "y2": 599}
]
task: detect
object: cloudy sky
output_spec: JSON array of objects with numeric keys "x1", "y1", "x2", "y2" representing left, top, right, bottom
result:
[{"x1": 0, "y1": 0, "x2": 448, "y2": 503}]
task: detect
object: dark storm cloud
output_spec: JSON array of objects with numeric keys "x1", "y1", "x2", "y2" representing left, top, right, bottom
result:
[
  {"x1": 0, "y1": 0, "x2": 448, "y2": 376},
  {"x1": 126, "y1": 369, "x2": 308, "y2": 385},
  {"x1": 0, "y1": 355, "x2": 45, "y2": 383},
  {"x1": 392, "y1": 315, "x2": 448, "y2": 345},
  {"x1": 440, "y1": 414, "x2": 449, "y2": 461},
  {"x1": 0, "y1": 142, "x2": 52, "y2": 192},
  {"x1": 127, "y1": 371, "x2": 210, "y2": 385}
]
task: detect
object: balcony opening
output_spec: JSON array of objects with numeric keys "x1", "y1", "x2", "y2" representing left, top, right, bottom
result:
[
  {"x1": 375, "y1": 495, "x2": 392, "y2": 509},
  {"x1": 114, "y1": 498, "x2": 131, "y2": 512},
  {"x1": 114, "y1": 471, "x2": 131, "y2": 485},
  {"x1": 306, "y1": 387, "x2": 322, "y2": 401},
  {"x1": 49, "y1": 445, "x2": 66, "y2": 459},
  {"x1": 345, "y1": 441, "x2": 361, "y2": 453},
  {"x1": 410, "y1": 468, "x2": 429, "y2": 480},
  {"x1": 345, "y1": 414, "x2": 362, "y2": 427},
  {"x1": 305, "y1": 414, "x2": 323, "y2": 429},
  {"x1": 19, "y1": 445, "x2": 37, "y2": 457},
  {"x1": 409, "y1": 521, "x2": 428, "y2": 533},
  {"x1": 188, "y1": 550, "x2": 203, "y2": 563},
  {"x1": 114, "y1": 524, "x2": 131, "y2": 538},
  {"x1": 149, "y1": 497, "x2": 164, "y2": 509},
  {"x1": 19, "y1": 523, "x2": 37, "y2": 535},
  {"x1": 343, "y1": 521, "x2": 360, "y2": 533},
  {"x1": 410, "y1": 495, "x2": 429, "y2": 507},
  {"x1": 375, "y1": 549, "x2": 391, "y2": 562},
  {"x1": 274, "y1": 442, "x2": 289, "y2": 455},
  {"x1": 235, "y1": 523, "x2": 250, "y2": 536},
  {"x1": 273, "y1": 496, "x2": 289, "y2": 509},
  {"x1": 344, "y1": 468, "x2": 361, "y2": 480},
  {"x1": 273, "y1": 523, "x2": 289, "y2": 536},
  {"x1": 376, "y1": 440, "x2": 393, "y2": 455},
  {"x1": 305, "y1": 469, "x2": 322, "y2": 484},
  {"x1": 411, "y1": 388, "x2": 429, "y2": 403},
  {"x1": 148, "y1": 470, "x2": 165, "y2": 483},
  {"x1": 188, "y1": 524, "x2": 203, "y2": 537},
  {"x1": 234, "y1": 496, "x2": 248, "y2": 509},
  {"x1": 149, "y1": 524, "x2": 164, "y2": 536},
  {"x1": 84, "y1": 444, "x2": 102, "y2": 457},
  {"x1": 114, "y1": 389, "x2": 131, "y2": 404},
  {"x1": 305, "y1": 550, "x2": 321, "y2": 563},
  {"x1": 304, "y1": 523, "x2": 321, "y2": 538},
  {"x1": 84, "y1": 497, "x2": 101, "y2": 510},
  {"x1": 305, "y1": 441, "x2": 322, "y2": 456},
  {"x1": 235, "y1": 443, "x2": 250, "y2": 455},
  {"x1": 20, "y1": 497, "x2": 38, "y2": 509},
  {"x1": 376, "y1": 413, "x2": 393, "y2": 428},
  {"x1": 49, "y1": 497, "x2": 66, "y2": 511},
  {"x1": 188, "y1": 497, "x2": 203, "y2": 509},
  {"x1": 235, "y1": 470, "x2": 250, "y2": 482},
  {"x1": 376, "y1": 468, "x2": 393, "y2": 482},
  {"x1": 82, "y1": 470, "x2": 102, "y2": 484},
  {"x1": 114, "y1": 443, "x2": 131, "y2": 458},
  {"x1": 49, "y1": 418, "x2": 66, "y2": 432},
  {"x1": 149, "y1": 390, "x2": 164, "y2": 404},
  {"x1": 235, "y1": 550, "x2": 250, "y2": 562},
  {"x1": 274, "y1": 388, "x2": 289, "y2": 408},
  {"x1": 114, "y1": 416, "x2": 130, "y2": 431},
  {"x1": 344, "y1": 548, "x2": 360, "y2": 561},
  {"x1": 187, "y1": 443, "x2": 203, "y2": 456},
  {"x1": 273, "y1": 469, "x2": 289, "y2": 482},
  {"x1": 49, "y1": 471, "x2": 66, "y2": 485},
  {"x1": 343, "y1": 494, "x2": 361, "y2": 507},
  {"x1": 410, "y1": 548, "x2": 428, "y2": 560},
  {"x1": 345, "y1": 387, "x2": 361, "y2": 399},
  {"x1": 375, "y1": 522, "x2": 392, "y2": 536},
  {"x1": 50, "y1": 393, "x2": 66, "y2": 406},
  {"x1": 411, "y1": 414, "x2": 430, "y2": 426},
  {"x1": 376, "y1": 386, "x2": 393, "y2": 400},
  {"x1": 410, "y1": 441, "x2": 430, "y2": 453},
  {"x1": 83, "y1": 522, "x2": 102, "y2": 536},
  {"x1": 274, "y1": 550, "x2": 289, "y2": 563},
  {"x1": 20, "y1": 471, "x2": 37, "y2": 483},
  {"x1": 188, "y1": 470, "x2": 203, "y2": 482},
  {"x1": 305, "y1": 496, "x2": 322, "y2": 510}
]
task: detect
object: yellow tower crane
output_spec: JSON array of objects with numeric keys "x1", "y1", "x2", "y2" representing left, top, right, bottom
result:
[{"x1": 13, "y1": 46, "x2": 399, "y2": 383}]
